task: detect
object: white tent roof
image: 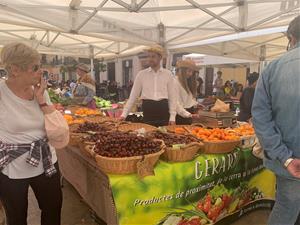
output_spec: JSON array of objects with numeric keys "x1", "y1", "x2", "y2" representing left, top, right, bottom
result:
[
  {"x1": 0, "y1": 0, "x2": 299, "y2": 58},
  {"x1": 170, "y1": 26, "x2": 290, "y2": 61},
  {"x1": 183, "y1": 53, "x2": 257, "y2": 65}
]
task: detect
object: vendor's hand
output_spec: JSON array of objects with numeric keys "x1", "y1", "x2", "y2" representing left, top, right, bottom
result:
[
  {"x1": 169, "y1": 121, "x2": 175, "y2": 125},
  {"x1": 287, "y1": 159, "x2": 300, "y2": 179},
  {"x1": 34, "y1": 76, "x2": 47, "y2": 104}
]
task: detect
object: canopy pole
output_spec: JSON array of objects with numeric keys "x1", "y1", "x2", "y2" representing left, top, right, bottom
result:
[
  {"x1": 89, "y1": 46, "x2": 95, "y2": 80},
  {"x1": 259, "y1": 45, "x2": 266, "y2": 74},
  {"x1": 165, "y1": 50, "x2": 173, "y2": 70},
  {"x1": 238, "y1": 0, "x2": 248, "y2": 31}
]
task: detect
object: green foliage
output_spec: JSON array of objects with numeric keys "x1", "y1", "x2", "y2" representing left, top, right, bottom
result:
[{"x1": 93, "y1": 96, "x2": 111, "y2": 108}]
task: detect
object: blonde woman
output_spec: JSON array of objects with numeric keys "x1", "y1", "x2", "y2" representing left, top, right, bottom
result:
[
  {"x1": 0, "y1": 42, "x2": 69, "y2": 225},
  {"x1": 175, "y1": 59, "x2": 199, "y2": 125}
]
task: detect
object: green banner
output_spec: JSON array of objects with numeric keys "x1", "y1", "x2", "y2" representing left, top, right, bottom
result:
[{"x1": 108, "y1": 148, "x2": 275, "y2": 225}]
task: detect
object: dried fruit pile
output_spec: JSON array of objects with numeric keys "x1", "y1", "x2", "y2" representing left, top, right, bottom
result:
[
  {"x1": 75, "y1": 122, "x2": 112, "y2": 133},
  {"x1": 191, "y1": 127, "x2": 239, "y2": 142},
  {"x1": 93, "y1": 131, "x2": 162, "y2": 157},
  {"x1": 231, "y1": 124, "x2": 255, "y2": 136},
  {"x1": 75, "y1": 108, "x2": 101, "y2": 116},
  {"x1": 148, "y1": 131, "x2": 198, "y2": 147},
  {"x1": 63, "y1": 114, "x2": 85, "y2": 125}
]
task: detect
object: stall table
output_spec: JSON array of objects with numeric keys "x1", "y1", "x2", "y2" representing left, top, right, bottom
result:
[
  {"x1": 57, "y1": 147, "x2": 118, "y2": 224},
  {"x1": 57, "y1": 146, "x2": 275, "y2": 225}
]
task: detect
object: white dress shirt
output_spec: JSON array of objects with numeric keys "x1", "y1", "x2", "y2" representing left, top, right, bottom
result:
[
  {"x1": 121, "y1": 67, "x2": 177, "y2": 121},
  {"x1": 175, "y1": 77, "x2": 198, "y2": 118}
]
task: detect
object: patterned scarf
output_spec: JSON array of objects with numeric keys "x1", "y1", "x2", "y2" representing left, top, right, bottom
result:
[{"x1": 0, "y1": 138, "x2": 56, "y2": 177}]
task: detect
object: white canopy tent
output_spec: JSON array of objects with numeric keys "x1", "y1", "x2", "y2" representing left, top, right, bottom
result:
[
  {"x1": 0, "y1": 0, "x2": 299, "y2": 59},
  {"x1": 183, "y1": 53, "x2": 257, "y2": 65},
  {"x1": 170, "y1": 26, "x2": 290, "y2": 61}
]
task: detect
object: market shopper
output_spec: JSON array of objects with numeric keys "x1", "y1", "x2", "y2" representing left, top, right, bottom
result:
[
  {"x1": 235, "y1": 83, "x2": 243, "y2": 100},
  {"x1": 224, "y1": 80, "x2": 232, "y2": 97},
  {"x1": 0, "y1": 42, "x2": 69, "y2": 225},
  {"x1": 252, "y1": 15, "x2": 300, "y2": 225},
  {"x1": 73, "y1": 63, "x2": 96, "y2": 108},
  {"x1": 196, "y1": 76, "x2": 204, "y2": 98},
  {"x1": 237, "y1": 72, "x2": 259, "y2": 122},
  {"x1": 175, "y1": 59, "x2": 199, "y2": 125},
  {"x1": 120, "y1": 45, "x2": 176, "y2": 127},
  {"x1": 213, "y1": 71, "x2": 223, "y2": 97}
]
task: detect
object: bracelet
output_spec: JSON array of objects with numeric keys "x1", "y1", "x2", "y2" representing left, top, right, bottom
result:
[
  {"x1": 39, "y1": 102, "x2": 48, "y2": 108},
  {"x1": 284, "y1": 158, "x2": 294, "y2": 168}
]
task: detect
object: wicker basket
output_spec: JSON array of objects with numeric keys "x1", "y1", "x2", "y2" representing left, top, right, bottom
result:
[
  {"x1": 93, "y1": 140, "x2": 165, "y2": 175},
  {"x1": 203, "y1": 140, "x2": 241, "y2": 154},
  {"x1": 117, "y1": 122, "x2": 157, "y2": 133},
  {"x1": 225, "y1": 128, "x2": 255, "y2": 149},
  {"x1": 79, "y1": 142, "x2": 96, "y2": 158},
  {"x1": 163, "y1": 142, "x2": 204, "y2": 162},
  {"x1": 240, "y1": 135, "x2": 256, "y2": 149},
  {"x1": 69, "y1": 132, "x2": 85, "y2": 146},
  {"x1": 165, "y1": 124, "x2": 204, "y2": 135},
  {"x1": 69, "y1": 123, "x2": 80, "y2": 133}
]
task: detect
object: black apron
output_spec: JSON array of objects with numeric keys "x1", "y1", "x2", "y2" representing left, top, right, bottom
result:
[
  {"x1": 142, "y1": 99, "x2": 169, "y2": 127},
  {"x1": 175, "y1": 107, "x2": 196, "y2": 125}
]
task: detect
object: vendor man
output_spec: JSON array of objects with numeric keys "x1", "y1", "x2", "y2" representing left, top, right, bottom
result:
[{"x1": 120, "y1": 45, "x2": 176, "y2": 127}]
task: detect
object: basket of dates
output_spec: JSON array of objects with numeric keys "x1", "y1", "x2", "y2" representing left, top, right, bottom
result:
[
  {"x1": 148, "y1": 131, "x2": 203, "y2": 162},
  {"x1": 88, "y1": 131, "x2": 165, "y2": 174}
]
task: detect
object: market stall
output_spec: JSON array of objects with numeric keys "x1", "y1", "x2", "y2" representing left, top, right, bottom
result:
[
  {"x1": 57, "y1": 107, "x2": 276, "y2": 225},
  {"x1": 58, "y1": 142, "x2": 275, "y2": 225}
]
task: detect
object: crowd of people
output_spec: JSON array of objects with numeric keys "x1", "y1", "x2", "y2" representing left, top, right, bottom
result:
[
  {"x1": 212, "y1": 71, "x2": 244, "y2": 100},
  {"x1": 50, "y1": 78, "x2": 133, "y2": 104}
]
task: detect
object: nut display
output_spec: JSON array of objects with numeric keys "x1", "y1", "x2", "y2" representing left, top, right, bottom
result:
[
  {"x1": 75, "y1": 122, "x2": 112, "y2": 133},
  {"x1": 191, "y1": 127, "x2": 240, "y2": 142},
  {"x1": 148, "y1": 131, "x2": 199, "y2": 147},
  {"x1": 92, "y1": 131, "x2": 162, "y2": 158}
]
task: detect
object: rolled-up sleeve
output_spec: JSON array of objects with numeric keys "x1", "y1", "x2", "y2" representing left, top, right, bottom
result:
[
  {"x1": 168, "y1": 76, "x2": 177, "y2": 122},
  {"x1": 175, "y1": 82, "x2": 191, "y2": 118},
  {"x1": 252, "y1": 64, "x2": 293, "y2": 164},
  {"x1": 121, "y1": 73, "x2": 142, "y2": 118},
  {"x1": 45, "y1": 110, "x2": 70, "y2": 149}
]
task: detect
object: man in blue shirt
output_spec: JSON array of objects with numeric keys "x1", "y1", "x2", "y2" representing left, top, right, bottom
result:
[{"x1": 252, "y1": 15, "x2": 300, "y2": 225}]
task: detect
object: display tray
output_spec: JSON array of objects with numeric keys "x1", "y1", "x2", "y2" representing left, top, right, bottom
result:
[
  {"x1": 193, "y1": 116, "x2": 237, "y2": 128},
  {"x1": 198, "y1": 110, "x2": 235, "y2": 118}
]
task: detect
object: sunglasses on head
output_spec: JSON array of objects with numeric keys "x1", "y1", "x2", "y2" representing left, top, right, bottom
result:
[{"x1": 32, "y1": 64, "x2": 41, "y2": 72}]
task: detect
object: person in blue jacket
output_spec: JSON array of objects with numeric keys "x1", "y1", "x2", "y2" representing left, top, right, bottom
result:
[{"x1": 252, "y1": 15, "x2": 300, "y2": 225}]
